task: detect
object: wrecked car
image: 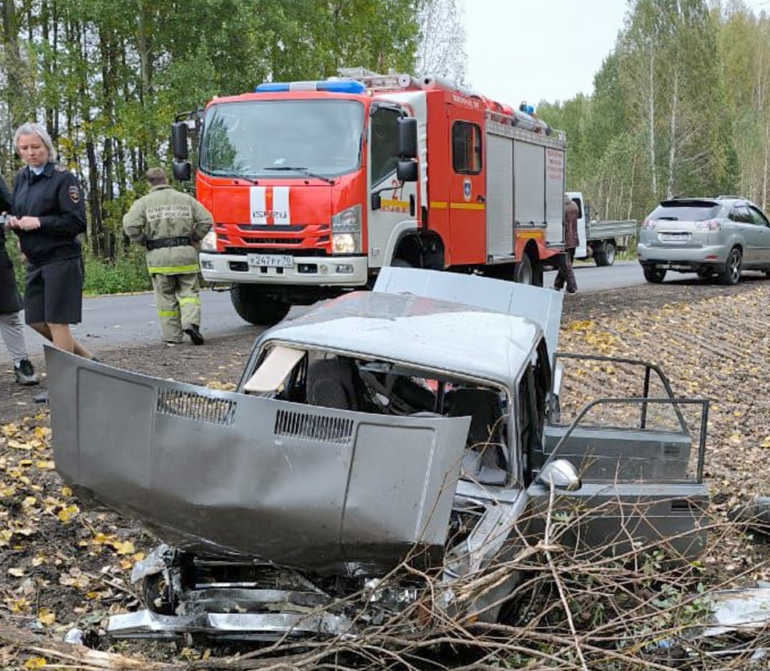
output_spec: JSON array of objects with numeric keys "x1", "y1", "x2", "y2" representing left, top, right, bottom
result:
[{"x1": 46, "y1": 268, "x2": 710, "y2": 641}]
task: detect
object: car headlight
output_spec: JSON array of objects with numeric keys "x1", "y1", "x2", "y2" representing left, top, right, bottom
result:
[
  {"x1": 331, "y1": 205, "x2": 361, "y2": 254},
  {"x1": 200, "y1": 230, "x2": 217, "y2": 251}
]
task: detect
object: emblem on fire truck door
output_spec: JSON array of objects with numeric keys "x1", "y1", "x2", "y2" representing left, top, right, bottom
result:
[{"x1": 463, "y1": 178, "x2": 472, "y2": 202}]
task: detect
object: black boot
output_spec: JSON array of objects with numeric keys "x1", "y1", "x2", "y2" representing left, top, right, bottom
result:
[{"x1": 184, "y1": 324, "x2": 205, "y2": 346}]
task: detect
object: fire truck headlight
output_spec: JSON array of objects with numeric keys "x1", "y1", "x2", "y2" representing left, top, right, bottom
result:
[
  {"x1": 332, "y1": 233, "x2": 359, "y2": 255},
  {"x1": 200, "y1": 230, "x2": 217, "y2": 251},
  {"x1": 331, "y1": 205, "x2": 361, "y2": 254}
]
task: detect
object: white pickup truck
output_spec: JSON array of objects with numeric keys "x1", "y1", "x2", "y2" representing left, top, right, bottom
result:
[{"x1": 567, "y1": 191, "x2": 638, "y2": 266}]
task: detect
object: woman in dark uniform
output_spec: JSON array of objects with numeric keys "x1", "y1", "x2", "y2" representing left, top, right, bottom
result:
[{"x1": 8, "y1": 122, "x2": 94, "y2": 400}]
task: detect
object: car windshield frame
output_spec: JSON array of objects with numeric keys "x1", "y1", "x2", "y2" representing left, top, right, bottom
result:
[{"x1": 199, "y1": 99, "x2": 365, "y2": 179}]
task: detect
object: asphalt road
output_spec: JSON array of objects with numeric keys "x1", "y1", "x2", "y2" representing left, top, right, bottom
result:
[{"x1": 5, "y1": 260, "x2": 664, "y2": 362}]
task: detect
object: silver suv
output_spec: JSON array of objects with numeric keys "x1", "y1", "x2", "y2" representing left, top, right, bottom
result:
[{"x1": 637, "y1": 196, "x2": 770, "y2": 284}]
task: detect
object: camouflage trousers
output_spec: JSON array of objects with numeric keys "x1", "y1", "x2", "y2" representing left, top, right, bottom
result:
[{"x1": 151, "y1": 272, "x2": 202, "y2": 343}]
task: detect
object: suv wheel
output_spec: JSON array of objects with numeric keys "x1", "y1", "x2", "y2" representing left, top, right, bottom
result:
[
  {"x1": 643, "y1": 265, "x2": 666, "y2": 283},
  {"x1": 719, "y1": 248, "x2": 742, "y2": 286}
]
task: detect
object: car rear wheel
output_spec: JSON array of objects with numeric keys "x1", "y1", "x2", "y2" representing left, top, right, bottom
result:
[
  {"x1": 718, "y1": 248, "x2": 742, "y2": 286},
  {"x1": 594, "y1": 241, "x2": 616, "y2": 267},
  {"x1": 643, "y1": 265, "x2": 666, "y2": 283}
]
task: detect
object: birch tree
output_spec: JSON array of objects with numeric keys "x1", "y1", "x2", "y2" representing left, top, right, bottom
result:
[
  {"x1": 416, "y1": 0, "x2": 467, "y2": 82},
  {"x1": 719, "y1": 2, "x2": 770, "y2": 209},
  {"x1": 616, "y1": 0, "x2": 735, "y2": 202}
]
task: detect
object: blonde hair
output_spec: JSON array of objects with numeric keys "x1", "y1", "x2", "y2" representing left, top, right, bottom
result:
[{"x1": 14, "y1": 122, "x2": 57, "y2": 162}]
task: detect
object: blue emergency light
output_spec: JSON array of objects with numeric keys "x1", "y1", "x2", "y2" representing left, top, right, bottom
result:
[{"x1": 255, "y1": 80, "x2": 366, "y2": 94}]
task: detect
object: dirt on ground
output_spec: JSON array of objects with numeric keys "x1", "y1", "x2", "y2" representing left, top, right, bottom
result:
[{"x1": 2, "y1": 275, "x2": 770, "y2": 667}]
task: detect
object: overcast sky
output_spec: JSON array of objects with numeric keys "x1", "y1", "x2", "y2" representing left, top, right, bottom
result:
[{"x1": 460, "y1": 0, "x2": 770, "y2": 109}]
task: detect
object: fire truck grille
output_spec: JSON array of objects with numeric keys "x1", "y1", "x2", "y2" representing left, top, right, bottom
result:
[
  {"x1": 236, "y1": 224, "x2": 314, "y2": 232},
  {"x1": 224, "y1": 247, "x2": 329, "y2": 257},
  {"x1": 239, "y1": 237, "x2": 330, "y2": 246}
]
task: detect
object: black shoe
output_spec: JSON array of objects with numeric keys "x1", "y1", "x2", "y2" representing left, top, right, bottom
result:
[
  {"x1": 33, "y1": 390, "x2": 49, "y2": 404},
  {"x1": 14, "y1": 359, "x2": 39, "y2": 386},
  {"x1": 184, "y1": 325, "x2": 204, "y2": 346}
]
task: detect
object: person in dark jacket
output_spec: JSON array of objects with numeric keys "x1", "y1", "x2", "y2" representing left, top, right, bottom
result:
[
  {"x1": 8, "y1": 122, "x2": 95, "y2": 401},
  {"x1": 553, "y1": 193, "x2": 579, "y2": 294},
  {"x1": 0, "y1": 175, "x2": 37, "y2": 385}
]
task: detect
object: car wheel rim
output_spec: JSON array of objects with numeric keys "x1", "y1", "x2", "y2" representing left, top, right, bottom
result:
[{"x1": 730, "y1": 252, "x2": 741, "y2": 282}]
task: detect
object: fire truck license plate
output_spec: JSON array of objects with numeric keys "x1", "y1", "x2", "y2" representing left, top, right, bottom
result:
[{"x1": 247, "y1": 254, "x2": 295, "y2": 268}]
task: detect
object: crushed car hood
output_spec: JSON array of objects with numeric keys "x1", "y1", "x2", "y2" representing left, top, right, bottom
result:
[{"x1": 46, "y1": 348, "x2": 468, "y2": 574}]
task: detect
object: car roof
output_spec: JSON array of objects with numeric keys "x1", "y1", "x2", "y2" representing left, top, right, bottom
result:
[{"x1": 258, "y1": 290, "x2": 542, "y2": 389}]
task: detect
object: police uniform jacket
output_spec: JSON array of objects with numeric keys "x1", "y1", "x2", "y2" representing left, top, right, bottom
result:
[
  {"x1": 0, "y1": 174, "x2": 22, "y2": 314},
  {"x1": 11, "y1": 162, "x2": 86, "y2": 266},
  {"x1": 123, "y1": 185, "x2": 213, "y2": 275}
]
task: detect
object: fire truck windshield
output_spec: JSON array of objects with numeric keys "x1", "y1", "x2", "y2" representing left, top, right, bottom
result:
[{"x1": 199, "y1": 100, "x2": 364, "y2": 179}]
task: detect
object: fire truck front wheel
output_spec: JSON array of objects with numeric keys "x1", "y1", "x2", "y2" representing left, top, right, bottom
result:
[{"x1": 230, "y1": 284, "x2": 292, "y2": 326}]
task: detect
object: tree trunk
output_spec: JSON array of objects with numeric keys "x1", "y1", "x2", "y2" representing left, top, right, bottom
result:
[
  {"x1": 763, "y1": 121, "x2": 769, "y2": 213},
  {"x1": 647, "y1": 45, "x2": 658, "y2": 198},
  {"x1": 2, "y1": 0, "x2": 26, "y2": 134},
  {"x1": 665, "y1": 68, "x2": 680, "y2": 200}
]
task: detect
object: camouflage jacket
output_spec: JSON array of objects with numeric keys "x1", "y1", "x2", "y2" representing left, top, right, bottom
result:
[{"x1": 123, "y1": 185, "x2": 213, "y2": 274}]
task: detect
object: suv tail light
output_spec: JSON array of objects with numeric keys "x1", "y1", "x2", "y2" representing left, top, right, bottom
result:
[
  {"x1": 641, "y1": 218, "x2": 656, "y2": 229},
  {"x1": 695, "y1": 219, "x2": 721, "y2": 231}
]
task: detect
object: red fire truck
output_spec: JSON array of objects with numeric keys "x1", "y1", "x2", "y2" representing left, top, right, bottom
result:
[{"x1": 171, "y1": 69, "x2": 567, "y2": 325}]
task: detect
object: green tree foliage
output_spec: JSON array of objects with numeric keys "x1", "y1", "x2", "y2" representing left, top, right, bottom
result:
[
  {"x1": 537, "y1": 0, "x2": 766, "y2": 222},
  {"x1": 0, "y1": 0, "x2": 422, "y2": 261}
]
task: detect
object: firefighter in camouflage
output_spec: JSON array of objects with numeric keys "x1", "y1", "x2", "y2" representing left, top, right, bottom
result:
[{"x1": 123, "y1": 168, "x2": 213, "y2": 345}]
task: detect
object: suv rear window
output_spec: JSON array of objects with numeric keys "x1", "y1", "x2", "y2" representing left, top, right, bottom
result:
[{"x1": 648, "y1": 201, "x2": 721, "y2": 221}]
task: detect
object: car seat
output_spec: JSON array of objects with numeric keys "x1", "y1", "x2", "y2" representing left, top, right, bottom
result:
[
  {"x1": 444, "y1": 388, "x2": 508, "y2": 485},
  {"x1": 306, "y1": 358, "x2": 363, "y2": 411}
]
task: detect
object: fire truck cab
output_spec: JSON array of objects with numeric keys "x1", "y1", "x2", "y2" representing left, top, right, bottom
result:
[{"x1": 172, "y1": 69, "x2": 567, "y2": 326}]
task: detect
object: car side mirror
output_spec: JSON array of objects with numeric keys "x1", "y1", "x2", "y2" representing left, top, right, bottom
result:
[
  {"x1": 171, "y1": 122, "x2": 189, "y2": 161},
  {"x1": 536, "y1": 459, "x2": 581, "y2": 491},
  {"x1": 397, "y1": 160, "x2": 418, "y2": 183},
  {"x1": 396, "y1": 117, "x2": 418, "y2": 159},
  {"x1": 172, "y1": 160, "x2": 192, "y2": 182}
]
